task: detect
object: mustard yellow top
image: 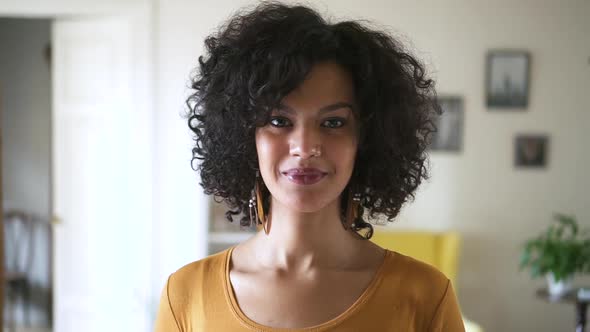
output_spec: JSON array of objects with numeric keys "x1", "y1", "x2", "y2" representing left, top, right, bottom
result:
[{"x1": 154, "y1": 246, "x2": 465, "y2": 332}]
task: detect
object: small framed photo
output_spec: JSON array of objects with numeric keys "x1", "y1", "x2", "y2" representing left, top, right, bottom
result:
[
  {"x1": 430, "y1": 96, "x2": 464, "y2": 152},
  {"x1": 486, "y1": 50, "x2": 530, "y2": 108},
  {"x1": 515, "y1": 135, "x2": 549, "y2": 168}
]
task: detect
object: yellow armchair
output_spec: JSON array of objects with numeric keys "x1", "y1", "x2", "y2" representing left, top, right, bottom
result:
[
  {"x1": 370, "y1": 230, "x2": 483, "y2": 332},
  {"x1": 371, "y1": 231, "x2": 460, "y2": 286}
]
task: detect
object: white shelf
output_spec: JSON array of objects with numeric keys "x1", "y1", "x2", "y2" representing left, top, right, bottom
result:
[{"x1": 209, "y1": 231, "x2": 255, "y2": 244}]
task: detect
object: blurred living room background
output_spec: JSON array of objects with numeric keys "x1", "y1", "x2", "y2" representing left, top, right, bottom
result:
[{"x1": 0, "y1": 0, "x2": 588, "y2": 331}]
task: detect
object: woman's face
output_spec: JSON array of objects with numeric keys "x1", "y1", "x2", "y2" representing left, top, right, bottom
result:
[{"x1": 255, "y1": 61, "x2": 358, "y2": 213}]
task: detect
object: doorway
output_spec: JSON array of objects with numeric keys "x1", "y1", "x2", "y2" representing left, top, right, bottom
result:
[
  {"x1": 0, "y1": 18, "x2": 53, "y2": 332},
  {"x1": 0, "y1": 3, "x2": 154, "y2": 332}
]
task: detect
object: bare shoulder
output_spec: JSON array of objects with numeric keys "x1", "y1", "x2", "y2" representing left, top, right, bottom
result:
[
  {"x1": 229, "y1": 240, "x2": 259, "y2": 273},
  {"x1": 360, "y1": 239, "x2": 388, "y2": 269}
]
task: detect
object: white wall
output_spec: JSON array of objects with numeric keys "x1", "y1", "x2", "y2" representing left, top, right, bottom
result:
[
  {"x1": 151, "y1": 0, "x2": 220, "y2": 303},
  {"x1": 0, "y1": 18, "x2": 52, "y2": 326},
  {"x1": 0, "y1": 0, "x2": 148, "y2": 17},
  {"x1": 156, "y1": 0, "x2": 590, "y2": 331}
]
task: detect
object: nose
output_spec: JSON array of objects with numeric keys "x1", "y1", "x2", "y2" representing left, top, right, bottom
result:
[{"x1": 289, "y1": 125, "x2": 322, "y2": 159}]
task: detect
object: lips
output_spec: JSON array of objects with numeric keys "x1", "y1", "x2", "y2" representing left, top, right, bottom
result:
[{"x1": 282, "y1": 168, "x2": 328, "y2": 185}]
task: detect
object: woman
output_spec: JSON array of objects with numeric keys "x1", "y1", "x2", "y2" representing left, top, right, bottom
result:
[{"x1": 155, "y1": 2, "x2": 465, "y2": 331}]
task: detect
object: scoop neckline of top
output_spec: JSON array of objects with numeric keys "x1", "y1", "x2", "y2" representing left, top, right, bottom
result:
[{"x1": 223, "y1": 244, "x2": 392, "y2": 331}]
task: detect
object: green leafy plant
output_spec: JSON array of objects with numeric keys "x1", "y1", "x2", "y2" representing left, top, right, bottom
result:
[{"x1": 519, "y1": 213, "x2": 590, "y2": 282}]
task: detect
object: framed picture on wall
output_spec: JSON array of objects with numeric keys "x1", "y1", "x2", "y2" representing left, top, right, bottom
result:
[
  {"x1": 514, "y1": 134, "x2": 549, "y2": 168},
  {"x1": 430, "y1": 96, "x2": 464, "y2": 152},
  {"x1": 486, "y1": 50, "x2": 531, "y2": 109}
]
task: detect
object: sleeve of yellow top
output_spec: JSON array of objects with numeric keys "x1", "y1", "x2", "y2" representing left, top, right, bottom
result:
[
  {"x1": 427, "y1": 280, "x2": 466, "y2": 332},
  {"x1": 154, "y1": 275, "x2": 182, "y2": 332}
]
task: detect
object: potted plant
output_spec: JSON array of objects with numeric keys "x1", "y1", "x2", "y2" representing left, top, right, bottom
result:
[{"x1": 519, "y1": 213, "x2": 590, "y2": 296}]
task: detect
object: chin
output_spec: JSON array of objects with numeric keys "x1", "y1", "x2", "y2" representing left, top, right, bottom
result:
[{"x1": 273, "y1": 190, "x2": 340, "y2": 214}]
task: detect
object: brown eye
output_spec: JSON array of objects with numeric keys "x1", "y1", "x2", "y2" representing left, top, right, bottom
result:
[
  {"x1": 269, "y1": 116, "x2": 292, "y2": 127},
  {"x1": 321, "y1": 118, "x2": 345, "y2": 128}
]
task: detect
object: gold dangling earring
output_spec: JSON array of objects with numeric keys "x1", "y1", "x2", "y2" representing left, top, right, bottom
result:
[
  {"x1": 344, "y1": 189, "x2": 361, "y2": 230},
  {"x1": 255, "y1": 170, "x2": 271, "y2": 235},
  {"x1": 248, "y1": 189, "x2": 258, "y2": 228}
]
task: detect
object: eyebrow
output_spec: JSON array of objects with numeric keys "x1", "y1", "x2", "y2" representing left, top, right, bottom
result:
[{"x1": 276, "y1": 102, "x2": 355, "y2": 115}]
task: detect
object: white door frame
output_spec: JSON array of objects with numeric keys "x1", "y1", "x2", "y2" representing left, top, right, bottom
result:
[{"x1": 0, "y1": 0, "x2": 155, "y2": 329}]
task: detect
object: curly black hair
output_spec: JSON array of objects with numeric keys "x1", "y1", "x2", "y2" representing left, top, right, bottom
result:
[{"x1": 187, "y1": 2, "x2": 440, "y2": 239}]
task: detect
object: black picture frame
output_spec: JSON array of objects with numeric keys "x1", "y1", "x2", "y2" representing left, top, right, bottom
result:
[
  {"x1": 514, "y1": 134, "x2": 549, "y2": 168},
  {"x1": 430, "y1": 96, "x2": 464, "y2": 152},
  {"x1": 486, "y1": 50, "x2": 531, "y2": 109}
]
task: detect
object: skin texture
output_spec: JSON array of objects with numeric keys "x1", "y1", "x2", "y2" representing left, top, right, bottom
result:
[{"x1": 230, "y1": 62, "x2": 386, "y2": 329}]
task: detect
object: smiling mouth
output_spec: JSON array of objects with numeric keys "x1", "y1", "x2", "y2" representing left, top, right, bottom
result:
[{"x1": 281, "y1": 169, "x2": 328, "y2": 185}]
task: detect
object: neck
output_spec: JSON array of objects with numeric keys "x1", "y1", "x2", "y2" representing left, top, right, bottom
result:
[{"x1": 250, "y1": 196, "x2": 363, "y2": 273}]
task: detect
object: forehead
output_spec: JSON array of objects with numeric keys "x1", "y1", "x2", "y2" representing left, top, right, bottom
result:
[{"x1": 280, "y1": 61, "x2": 356, "y2": 110}]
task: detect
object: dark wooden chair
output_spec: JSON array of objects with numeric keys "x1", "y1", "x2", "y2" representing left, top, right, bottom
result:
[{"x1": 3, "y1": 210, "x2": 35, "y2": 331}]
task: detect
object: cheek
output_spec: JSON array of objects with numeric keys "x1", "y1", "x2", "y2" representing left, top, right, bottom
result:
[
  {"x1": 335, "y1": 133, "x2": 358, "y2": 162},
  {"x1": 255, "y1": 131, "x2": 280, "y2": 171},
  {"x1": 324, "y1": 136, "x2": 357, "y2": 176},
  {"x1": 342, "y1": 141, "x2": 358, "y2": 169},
  {"x1": 341, "y1": 136, "x2": 358, "y2": 178}
]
